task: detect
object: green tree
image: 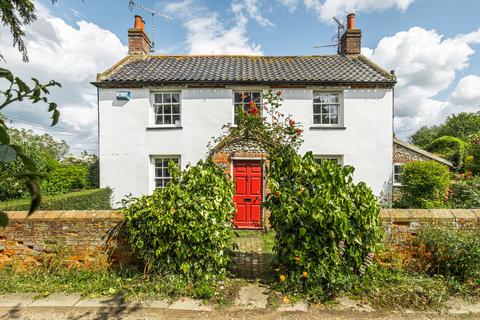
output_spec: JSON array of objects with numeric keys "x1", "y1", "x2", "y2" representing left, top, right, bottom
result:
[
  {"x1": 0, "y1": 128, "x2": 68, "y2": 200},
  {"x1": 0, "y1": 0, "x2": 61, "y2": 226},
  {"x1": 426, "y1": 136, "x2": 466, "y2": 169},
  {"x1": 410, "y1": 125, "x2": 441, "y2": 148},
  {"x1": 398, "y1": 161, "x2": 450, "y2": 208}
]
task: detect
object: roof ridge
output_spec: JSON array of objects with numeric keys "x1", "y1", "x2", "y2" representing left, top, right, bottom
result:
[{"x1": 145, "y1": 54, "x2": 342, "y2": 58}]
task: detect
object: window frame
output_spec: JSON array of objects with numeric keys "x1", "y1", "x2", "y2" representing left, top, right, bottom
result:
[
  {"x1": 393, "y1": 163, "x2": 404, "y2": 186},
  {"x1": 312, "y1": 91, "x2": 344, "y2": 127},
  {"x1": 150, "y1": 155, "x2": 181, "y2": 191},
  {"x1": 150, "y1": 91, "x2": 182, "y2": 127},
  {"x1": 314, "y1": 155, "x2": 344, "y2": 165},
  {"x1": 232, "y1": 90, "x2": 263, "y2": 126}
]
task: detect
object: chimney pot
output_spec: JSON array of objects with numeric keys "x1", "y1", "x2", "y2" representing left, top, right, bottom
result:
[
  {"x1": 134, "y1": 15, "x2": 143, "y2": 31},
  {"x1": 347, "y1": 13, "x2": 355, "y2": 30}
]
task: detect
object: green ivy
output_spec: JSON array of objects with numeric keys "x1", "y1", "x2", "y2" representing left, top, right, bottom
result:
[
  {"x1": 123, "y1": 160, "x2": 235, "y2": 289},
  {"x1": 264, "y1": 151, "x2": 382, "y2": 301}
]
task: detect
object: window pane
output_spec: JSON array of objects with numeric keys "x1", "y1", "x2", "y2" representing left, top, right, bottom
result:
[
  {"x1": 173, "y1": 114, "x2": 181, "y2": 124},
  {"x1": 321, "y1": 105, "x2": 329, "y2": 114},
  {"x1": 330, "y1": 114, "x2": 338, "y2": 124},
  {"x1": 313, "y1": 115, "x2": 321, "y2": 124},
  {"x1": 164, "y1": 105, "x2": 172, "y2": 114},
  {"x1": 313, "y1": 104, "x2": 321, "y2": 114},
  {"x1": 155, "y1": 105, "x2": 162, "y2": 115},
  {"x1": 155, "y1": 180, "x2": 162, "y2": 188},
  {"x1": 165, "y1": 94, "x2": 172, "y2": 103},
  {"x1": 162, "y1": 168, "x2": 169, "y2": 177},
  {"x1": 329, "y1": 95, "x2": 339, "y2": 103},
  {"x1": 154, "y1": 94, "x2": 162, "y2": 103},
  {"x1": 155, "y1": 168, "x2": 163, "y2": 177},
  {"x1": 329, "y1": 105, "x2": 338, "y2": 114},
  {"x1": 322, "y1": 115, "x2": 330, "y2": 124},
  {"x1": 156, "y1": 115, "x2": 163, "y2": 124},
  {"x1": 172, "y1": 105, "x2": 180, "y2": 113},
  {"x1": 313, "y1": 93, "x2": 322, "y2": 103},
  {"x1": 172, "y1": 93, "x2": 180, "y2": 103},
  {"x1": 252, "y1": 92, "x2": 260, "y2": 101},
  {"x1": 164, "y1": 115, "x2": 172, "y2": 124},
  {"x1": 234, "y1": 93, "x2": 242, "y2": 103}
]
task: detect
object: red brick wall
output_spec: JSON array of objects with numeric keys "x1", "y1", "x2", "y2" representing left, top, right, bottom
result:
[{"x1": 1, "y1": 209, "x2": 479, "y2": 270}]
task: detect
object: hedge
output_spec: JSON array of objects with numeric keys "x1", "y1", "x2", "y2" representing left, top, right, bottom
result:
[{"x1": 0, "y1": 188, "x2": 112, "y2": 211}]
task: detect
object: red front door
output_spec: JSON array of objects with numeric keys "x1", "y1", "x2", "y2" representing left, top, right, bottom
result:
[{"x1": 233, "y1": 160, "x2": 263, "y2": 229}]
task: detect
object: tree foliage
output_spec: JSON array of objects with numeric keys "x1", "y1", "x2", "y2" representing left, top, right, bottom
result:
[
  {"x1": 410, "y1": 112, "x2": 480, "y2": 147},
  {"x1": 426, "y1": 136, "x2": 466, "y2": 169},
  {"x1": 398, "y1": 161, "x2": 450, "y2": 208},
  {"x1": 0, "y1": 0, "x2": 36, "y2": 62}
]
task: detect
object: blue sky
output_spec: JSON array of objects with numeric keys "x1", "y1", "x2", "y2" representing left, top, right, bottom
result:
[{"x1": 1, "y1": 0, "x2": 480, "y2": 153}]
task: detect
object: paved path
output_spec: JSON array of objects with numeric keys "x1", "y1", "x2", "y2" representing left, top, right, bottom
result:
[
  {"x1": 230, "y1": 232, "x2": 272, "y2": 279},
  {"x1": 1, "y1": 283, "x2": 480, "y2": 319}
]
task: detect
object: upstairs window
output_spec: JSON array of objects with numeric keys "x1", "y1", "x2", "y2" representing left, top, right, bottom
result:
[
  {"x1": 393, "y1": 163, "x2": 403, "y2": 185},
  {"x1": 153, "y1": 92, "x2": 181, "y2": 126},
  {"x1": 234, "y1": 91, "x2": 262, "y2": 125},
  {"x1": 154, "y1": 156, "x2": 180, "y2": 188},
  {"x1": 313, "y1": 92, "x2": 340, "y2": 126}
]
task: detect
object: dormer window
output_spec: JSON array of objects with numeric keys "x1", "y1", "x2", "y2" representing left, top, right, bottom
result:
[{"x1": 153, "y1": 92, "x2": 181, "y2": 126}]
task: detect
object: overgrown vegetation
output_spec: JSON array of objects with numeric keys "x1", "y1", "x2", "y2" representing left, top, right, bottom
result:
[
  {"x1": 396, "y1": 161, "x2": 450, "y2": 208},
  {"x1": 447, "y1": 174, "x2": 480, "y2": 208},
  {"x1": 0, "y1": 188, "x2": 112, "y2": 211},
  {"x1": 123, "y1": 161, "x2": 235, "y2": 297},
  {"x1": 266, "y1": 152, "x2": 382, "y2": 301},
  {"x1": 415, "y1": 227, "x2": 480, "y2": 282}
]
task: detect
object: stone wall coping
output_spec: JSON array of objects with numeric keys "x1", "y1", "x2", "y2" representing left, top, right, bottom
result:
[
  {"x1": 3, "y1": 209, "x2": 479, "y2": 221},
  {"x1": 4, "y1": 210, "x2": 122, "y2": 221}
]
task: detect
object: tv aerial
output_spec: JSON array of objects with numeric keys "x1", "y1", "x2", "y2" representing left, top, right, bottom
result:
[
  {"x1": 128, "y1": 0, "x2": 174, "y2": 52},
  {"x1": 314, "y1": 17, "x2": 345, "y2": 54}
]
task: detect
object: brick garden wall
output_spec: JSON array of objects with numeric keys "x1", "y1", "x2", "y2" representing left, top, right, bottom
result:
[{"x1": 1, "y1": 209, "x2": 479, "y2": 269}]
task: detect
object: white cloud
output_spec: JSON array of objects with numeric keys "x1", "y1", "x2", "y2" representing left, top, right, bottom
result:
[
  {"x1": 303, "y1": 0, "x2": 414, "y2": 23},
  {"x1": 363, "y1": 27, "x2": 480, "y2": 138},
  {"x1": 1, "y1": 3, "x2": 127, "y2": 154},
  {"x1": 449, "y1": 75, "x2": 480, "y2": 107},
  {"x1": 166, "y1": 0, "x2": 263, "y2": 55},
  {"x1": 277, "y1": 0, "x2": 300, "y2": 12}
]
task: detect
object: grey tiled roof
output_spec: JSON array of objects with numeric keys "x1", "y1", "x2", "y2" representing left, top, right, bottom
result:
[{"x1": 97, "y1": 55, "x2": 396, "y2": 85}]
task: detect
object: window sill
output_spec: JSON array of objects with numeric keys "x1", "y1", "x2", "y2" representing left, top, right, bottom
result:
[
  {"x1": 146, "y1": 126, "x2": 183, "y2": 131},
  {"x1": 309, "y1": 126, "x2": 346, "y2": 130}
]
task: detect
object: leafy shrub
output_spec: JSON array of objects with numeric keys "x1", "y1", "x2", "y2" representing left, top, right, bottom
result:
[
  {"x1": 465, "y1": 136, "x2": 480, "y2": 174},
  {"x1": 398, "y1": 161, "x2": 450, "y2": 209},
  {"x1": 447, "y1": 174, "x2": 480, "y2": 208},
  {"x1": 0, "y1": 188, "x2": 112, "y2": 210},
  {"x1": 123, "y1": 160, "x2": 235, "y2": 292},
  {"x1": 41, "y1": 164, "x2": 88, "y2": 196},
  {"x1": 415, "y1": 227, "x2": 480, "y2": 282},
  {"x1": 264, "y1": 151, "x2": 382, "y2": 301},
  {"x1": 426, "y1": 136, "x2": 466, "y2": 168}
]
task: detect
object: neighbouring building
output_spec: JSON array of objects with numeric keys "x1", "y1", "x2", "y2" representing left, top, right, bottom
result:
[
  {"x1": 94, "y1": 14, "x2": 397, "y2": 228},
  {"x1": 392, "y1": 138, "x2": 453, "y2": 199}
]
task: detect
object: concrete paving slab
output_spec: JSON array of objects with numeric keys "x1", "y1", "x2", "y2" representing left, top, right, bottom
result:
[
  {"x1": 447, "y1": 297, "x2": 480, "y2": 315},
  {"x1": 277, "y1": 301, "x2": 308, "y2": 312},
  {"x1": 0, "y1": 294, "x2": 34, "y2": 307},
  {"x1": 29, "y1": 294, "x2": 81, "y2": 307},
  {"x1": 75, "y1": 296, "x2": 132, "y2": 308},
  {"x1": 168, "y1": 297, "x2": 212, "y2": 311},
  {"x1": 139, "y1": 299, "x2": 169, "y2": 309},
  {"x1": 330, "y1": 296, "x2": 375, "y2": 312},
  {"x1": 234, "y1": 283, "x2": 268, "y2": 309}
]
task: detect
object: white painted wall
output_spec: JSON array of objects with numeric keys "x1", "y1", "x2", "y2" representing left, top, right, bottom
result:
[{"x1": 98, "y1": 87, "x2": 393, "y2": 206}]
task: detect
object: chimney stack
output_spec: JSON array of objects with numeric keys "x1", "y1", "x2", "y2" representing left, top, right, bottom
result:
[
  {"x1": 128, "y1": 15, "x2": 152, "y2": 55},
  {"x1": 340, "y1": 13, "x2": 361, "y2": 56}
]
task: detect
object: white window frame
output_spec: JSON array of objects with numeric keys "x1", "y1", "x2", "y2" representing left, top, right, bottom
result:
[
  {"x1": 314, "y1": 155, "x2": 344, "y2": 165},
  {"x1": 393, "y1": 163, "x2": 404, "y2": 186},
  {"x1": 150, "y1": 155, "x2": 181, "y2": 191},
  {"x1": 312, "y1": 91, "x2": 344, "y2": 127},
  {"x1": 150, "y1": 91, "x2": 182, "y2": 127},
  {"x1": 232, "y1": 90, "x2": 263, "y2": 125}
]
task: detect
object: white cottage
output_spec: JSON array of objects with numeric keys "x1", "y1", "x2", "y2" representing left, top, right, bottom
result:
[{"x1": 94, "y1": 14, "x2": 396, "y2": 228}]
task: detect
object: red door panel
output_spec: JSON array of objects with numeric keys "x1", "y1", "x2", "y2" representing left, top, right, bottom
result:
[{"x1": 233, "y1": 160, "x2": 263, "y2": 229}]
